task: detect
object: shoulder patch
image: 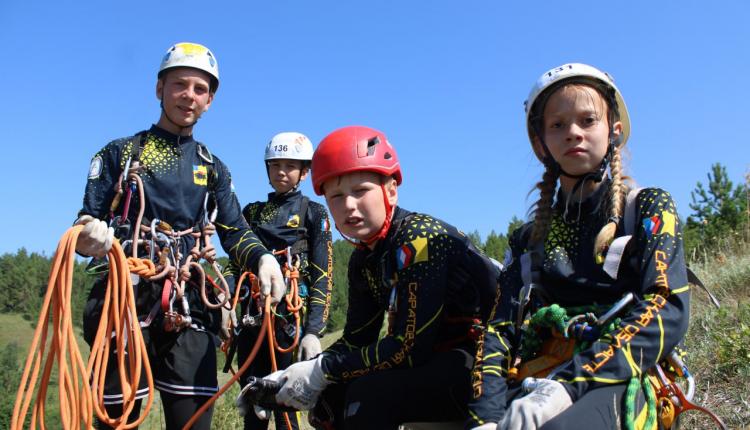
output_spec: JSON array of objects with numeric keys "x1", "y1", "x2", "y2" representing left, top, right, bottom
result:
[
  {"x1": 193, "y1": 165, "x2": 208, "y2": 186},
  {"x1": 88, "y1": 155, "x2": 103, "y2": 179},
  {"x1": 396, "y1": 236, "x2": 429, "y2": 270},
  {"x1": 287, "y1": 214, "x2": 301, "y2": 228},
  {"x1": 642, "y1": 211, "x2": 676, "y2": 238}
]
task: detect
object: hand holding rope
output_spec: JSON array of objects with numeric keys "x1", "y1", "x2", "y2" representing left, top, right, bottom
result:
[{"x1": 12, "y1": 227, "x2": 154, "y2": 430}]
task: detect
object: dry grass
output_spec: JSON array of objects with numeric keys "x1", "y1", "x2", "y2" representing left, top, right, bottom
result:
[{"x1": 679, "y1": 241, "x2": 750, "y2": 428}]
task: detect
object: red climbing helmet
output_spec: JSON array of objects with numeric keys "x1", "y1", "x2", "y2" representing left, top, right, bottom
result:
[{"x1": 311, "y1": 126, "x2": 402, "y2": 195}]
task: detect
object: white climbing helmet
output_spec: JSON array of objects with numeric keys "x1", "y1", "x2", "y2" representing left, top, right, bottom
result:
[
  {"x1": 524, "y1": 63, "x2": 630, "y2": 146},
  {"x1": 264, "y1": 132, "x2": 314, "y2": 162},
  {"x1": 158, "y1": 42, "x2": 220, "y2": 92}
]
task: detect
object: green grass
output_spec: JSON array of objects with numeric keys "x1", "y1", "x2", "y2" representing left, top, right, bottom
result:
[
  {"x1": 679, "y1": 243, "x2": 750, "y2": 429},
  {"x1": 3, "y1": 242, "x2": 749, "y2": 429}
]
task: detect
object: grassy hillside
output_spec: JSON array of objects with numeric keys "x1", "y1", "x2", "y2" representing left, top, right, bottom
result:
[
  {"x1": 679, "y1": 243, "x2": 750, "y2": 428},
  {"x1": 2, "y1": 244, "x2": 748, "y2": 429}
]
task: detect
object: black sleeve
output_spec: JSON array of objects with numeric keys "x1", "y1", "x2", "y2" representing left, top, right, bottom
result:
[
  {"x1": 322, "y1": 252, "x2": 385, "y2": 377},
  {"x1": 303, "y1": 202, "x2": 333, "y2": 337},
  {"x1": 211, "y1": 157, "x2": 269, "y2": 274},
  {"x1": 466, "y1": 226, "x2": 527, "y2": 427}
]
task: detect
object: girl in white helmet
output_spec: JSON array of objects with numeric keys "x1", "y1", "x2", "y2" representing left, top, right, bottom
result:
[
  {"x1": 225, "y1": 132, "x2": 333, "y2": 430},
  {"x1": 76, "y1": 42, "x2": 286, "y2": 430},
  {"x1": 467, "y1": 64, "x2": 690, "y2": 430}
]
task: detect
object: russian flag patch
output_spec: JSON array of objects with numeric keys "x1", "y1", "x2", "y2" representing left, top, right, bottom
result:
[
  {"x1": 642, "y1": 216, "x2": 661, "y2": 238},
  {"x1": 396, "y1": 237, "x2": 429, "y2": 270}
]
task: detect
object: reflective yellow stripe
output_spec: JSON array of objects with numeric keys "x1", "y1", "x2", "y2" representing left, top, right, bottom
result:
[
  {"x1": 671, "y1": 285, "x2": 690, "y2": 294},
  {"x1": 657, "y1": 314, "x2": 665, "y2": 361}
]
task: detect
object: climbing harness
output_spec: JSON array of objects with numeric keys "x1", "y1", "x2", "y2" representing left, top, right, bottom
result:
[
  {"x1": 12, "y1": 227, "x2": 154, "y2": 430},
  {"x1": 106, "y1": 133, "x2": 231, "y2": 335},
  {"x1": 509, "y1": 295, "x2": 726, "y2": 429}
]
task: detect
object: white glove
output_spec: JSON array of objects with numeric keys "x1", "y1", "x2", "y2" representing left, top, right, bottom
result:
[
  {"x1": 298, "y1": 333, "x2": 322, "y2": 361},
  {"x1": 258, "y1": 254, "x2": 286, "y2": 304},
  {"x1": 74, "y1": 215, "x2": 114, "y2": 258},
  {"x1": 235, "y1": 370, "x2": 283, "y2": 419},
  {"x1": 275, "y1": 355, "x2": 329, "y2": 410},
  {"x1": 499, "y1": 378, "x2": 572, "y2": 430},
  {"x1": 471, "y1": 424, "x2": 498, "y2": 430}
]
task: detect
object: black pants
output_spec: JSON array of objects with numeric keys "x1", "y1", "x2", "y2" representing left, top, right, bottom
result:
[
  {"x1": 96, "y1": 393, "x2": 213, "y2": 430},
  {"x1": 310, "y1": 349, "x2": 473, "y2": 430},
  {"x1": 236, "y1": 321, "x2": 301, "y2": 430},
  {"x1": 86, "y1": 276, "x2": 221, "y2": 430},
  {"x1": 539, "y1": 383, "x2": 648, "y2": 430}
]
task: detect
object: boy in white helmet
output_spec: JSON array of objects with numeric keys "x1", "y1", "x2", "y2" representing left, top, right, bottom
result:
[
  {"x1": 225, "y1": 132, "x2": 333, "y2": 430},
  {"x1": 75, "y1": 42, "x2": 286, "y2": 429}
]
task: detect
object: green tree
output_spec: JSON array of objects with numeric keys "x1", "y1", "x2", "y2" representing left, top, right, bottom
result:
[
  {"x1": 326, "y1": 240, "x2": 353, "y2": 333},
  {"x1": 483, "y1": 230, "x2": 507, "y2": 262},
  {"x1": 466, "y1": 230, "x2": 484, "y2": 252},
  {"x1": 506, "y1": 215, "x2": 525, "y2": 238},
  {"x1": 685, "y1": 163, "x2": 748, "y2": 253},
  {"x1": 0, "y1": 342, "x2": 23, "y2": 429}
]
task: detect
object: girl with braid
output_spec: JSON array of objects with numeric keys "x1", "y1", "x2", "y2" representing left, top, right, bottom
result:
[{"x1": 467, "y1": 63, "x2": 690, "y2": 429}]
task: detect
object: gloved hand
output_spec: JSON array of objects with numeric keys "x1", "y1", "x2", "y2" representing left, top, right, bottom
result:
[
  {"x1": 216, "y1": 293, "x2": 237, "y2": 341},
  {"x1": 276, "y1": 355, "x2": 329, "y2": 410},
  {"x1": 258, "y1": 254, "x2": 286, "y2": 304},
  {"x1": 471, "y1": 423, "x2": 498, "y2": 430},
  {"x1": 298, "y1": 333, "x2": 322, "y2": 361},
  {"x1": 235, "y1": 370, "x2": 283, "y2": 419},
  {"x1": 499, "y1": 378, "x2": 572, "y2": 430},
  {"x1": 74, "y1": 215, "x2": 114, "y2": 258}
]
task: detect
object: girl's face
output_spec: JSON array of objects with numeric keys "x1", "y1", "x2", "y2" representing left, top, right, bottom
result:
[
  {"x1": 322, "y1": 171, "x2": 397, "y2": 246},
  {"x1": 534, "y1": 85, "x2": 621, "y2": 180}
]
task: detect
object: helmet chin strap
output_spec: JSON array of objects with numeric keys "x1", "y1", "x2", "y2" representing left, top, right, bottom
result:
[{"x1": 336, "y1": 183, "x2": 395, "y2": 249}]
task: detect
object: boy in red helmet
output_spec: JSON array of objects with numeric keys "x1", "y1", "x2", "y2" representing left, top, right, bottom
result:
[{"x1": 239, "y1": 126, "x2": 501, "y2": 429}]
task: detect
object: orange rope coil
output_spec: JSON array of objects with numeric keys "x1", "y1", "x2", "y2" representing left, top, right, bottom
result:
[{"x1": 12, "y1": 226, "x2": 154, "y2": 430}]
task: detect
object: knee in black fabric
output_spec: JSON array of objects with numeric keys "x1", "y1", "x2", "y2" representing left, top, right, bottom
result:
[
  {"x1": 95, "y1": 399, "x2": 142, "y2": 430},
  {"x1": 160, "y1": 391, "x2": 213, "y2": 430}
]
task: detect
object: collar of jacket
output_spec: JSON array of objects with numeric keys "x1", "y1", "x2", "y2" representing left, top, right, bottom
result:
[
  {"x1": 148, "y1": 124, "x2": 196, "y2": 146},
  {"x1": 363, "y1": 206, "x2": 411, "y2": 256},
  {"x1": 554, "y1": 177, "x2": 612, "y2": 218},
  {"x1": 267, "y1": 189, "x2": 302, "y2": 204}
]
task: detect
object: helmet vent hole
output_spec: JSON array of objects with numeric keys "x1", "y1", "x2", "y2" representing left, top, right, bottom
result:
[
  {"x1": 384, "y1": 152, "x2": 392, "y2": 160},
  {"x1": 366, "y1": 136, "x2": 380, "y2": 156}
]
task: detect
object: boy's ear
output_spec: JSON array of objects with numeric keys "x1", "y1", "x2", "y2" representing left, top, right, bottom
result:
[
  {"x1": 385, "y1": 177, "x2": 398, "y2": 206},
  {"x1": 204, "y1": 91, "x2": 214, "y2": 112},
  {"x1": 299, "y1": 165, "x2": 310, "y2": 181},
  {"x1": 156, "y1": 78, "x2": 164, "y2": 101}
]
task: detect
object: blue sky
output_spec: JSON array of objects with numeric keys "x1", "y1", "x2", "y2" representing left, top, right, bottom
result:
[{"x1": 1, "y1": 1, "x2": 748, "y2": 255}]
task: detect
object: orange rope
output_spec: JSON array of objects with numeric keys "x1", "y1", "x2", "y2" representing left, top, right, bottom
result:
[
  {"x1": 181, "y1": 296, "x2": 272, "y2": 430},
  {"x1": 11, "y1": 227, "x2": 154, "y2": 430},
  {"x1": 186, "y1": 248, "x2": 303, "y2": 430},
  {"x1": 272, "y1": 266, "x2": 301, "y2": 354}
]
